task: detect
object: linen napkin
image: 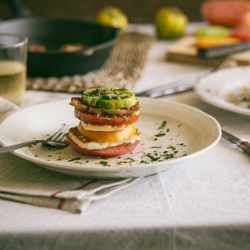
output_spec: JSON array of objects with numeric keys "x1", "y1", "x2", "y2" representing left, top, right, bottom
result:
[{"x1": 0, "y1": 98, "x2": 142, "y2": 213}]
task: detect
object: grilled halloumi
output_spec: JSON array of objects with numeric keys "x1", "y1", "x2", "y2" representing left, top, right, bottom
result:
[
  {"x1": 80, "y1": 121, "x2": 126, "y2": 131},
  {"x1": 68, "y1": 126, "x2": 140, "y2": 150}
]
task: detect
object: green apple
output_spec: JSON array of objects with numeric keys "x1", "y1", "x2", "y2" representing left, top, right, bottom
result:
[
  {"x1": 95, "y1": 6, "x2": 128, "y2": 35},
  {"x1": 154, "y1": 7, "x2": 188, "y2": 39}
]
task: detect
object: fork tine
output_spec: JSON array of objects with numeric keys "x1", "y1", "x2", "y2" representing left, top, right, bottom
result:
[
  {"x1": 0, "y1": 125, "x2": 69, "y2": 154},
  {"x1": 57, "y1": 128, "x2": 69, "y2": 143},
  {"x1": 47, "y1": 125, "x2": 68, "y2": 140},
  {"x1": 44, "y1": 125, "x2": 69, "y2": 147}
]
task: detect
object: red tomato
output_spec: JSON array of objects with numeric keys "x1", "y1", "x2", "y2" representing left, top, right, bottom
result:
[
  {"x1": 74, "y1": 108, "x2": 139, "y2": 126},
  {"x1": 231, "y1": 25, "x2": 250, "y2": 40},
  {"x1": 201, "y1": 0, "x2": 250, "y2": 27},
  {"x1": 66, "y1": 134, "x2": 140, "y2": 157}
]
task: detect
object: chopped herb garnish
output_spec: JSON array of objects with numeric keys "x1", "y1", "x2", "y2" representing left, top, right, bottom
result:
[
  {"x1": 122, "y1": 115, "x2": 130, "y2": 121},
  {"x1": 117, "y1": 157, "x2": 135, "y2": 165},
  {"x1": 155, "y1": 133, "x2": 166, "y2": 137},
  {"x1": 144, "y1": 153, "x2": 161, "y2": 161},
  {"x1": 117, "y1": 161, "x2": 125, "y2": 165},
  {"x1": 125, "y1": 157, "x2": 136, "y2": 162},
  {"x1": 140, "y1": 160, "x2": 149, "y2": 164},
  {"x1": 167, "y1": 145, "x2": 176, "y2": 150},
  {"x1": 158, "y1": 120, "x2": 167, "y2": 130},
  {"x1": 67, "y1": 157, "x2": 81, "y2": 162},
  {"x1": 99, "y1": 161, "x2": 109, "y2": 166},
  {"x1": 164, "y1": 153, "x2": 175, "y2": 159}
]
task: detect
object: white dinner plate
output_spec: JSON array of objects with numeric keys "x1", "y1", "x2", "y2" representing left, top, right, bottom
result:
[
  {"x1": 0, "y1": 98, "x2": 221, "y2": 179},
  {"x1": 195, "y1": 66, "x2": 250, "y2": 116}
]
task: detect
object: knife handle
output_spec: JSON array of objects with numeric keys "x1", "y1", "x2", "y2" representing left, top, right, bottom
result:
[
  {"x1": 197, "y1": 41, "x2": 250, "y2": 58},
  {"x1": 238, "y1": 140, "x2": 250, "y2": 156}
]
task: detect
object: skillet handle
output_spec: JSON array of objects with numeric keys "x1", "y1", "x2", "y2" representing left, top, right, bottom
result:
[{"x1": 6, "y1": 0, "x2": 31, "y2": 18}]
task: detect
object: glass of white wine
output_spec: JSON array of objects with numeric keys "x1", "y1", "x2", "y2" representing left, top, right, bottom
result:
[{"x1": 0, "y1": 33, "x2": 28, "y2": 106}]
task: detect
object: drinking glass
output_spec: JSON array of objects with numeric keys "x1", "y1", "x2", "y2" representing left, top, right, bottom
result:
[{"x1": 0, "y1": 33, "x2": 28, "y2": 106}]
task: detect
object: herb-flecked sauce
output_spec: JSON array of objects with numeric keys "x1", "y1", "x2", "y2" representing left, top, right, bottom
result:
[{"x1": 27, "y1": 119, "x2": 188, "y2": 167}]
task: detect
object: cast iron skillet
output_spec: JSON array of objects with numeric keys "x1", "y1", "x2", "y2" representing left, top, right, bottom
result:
[{"x1": 0, "y1": 0, "x2": 119, "y2": 77}]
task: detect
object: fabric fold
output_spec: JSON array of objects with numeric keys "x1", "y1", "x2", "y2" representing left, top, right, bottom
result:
[
  {"x1": 0, "y1": 98, "x2": 142, "y2": 213},
  {"x1": 0, "y1": 151, "x2": 142, "y2": 213}
]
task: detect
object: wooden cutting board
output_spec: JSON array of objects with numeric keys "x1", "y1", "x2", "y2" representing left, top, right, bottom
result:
[{"x1": 166, "y1": 36, "x2": 250, "y2": 67}]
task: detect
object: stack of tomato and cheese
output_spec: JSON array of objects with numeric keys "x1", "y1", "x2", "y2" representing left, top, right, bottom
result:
[{"x1": 67, "y1": 87, "x2": 141, "y2": 157}]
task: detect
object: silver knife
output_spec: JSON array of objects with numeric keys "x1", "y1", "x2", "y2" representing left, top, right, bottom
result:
[
  {"x1": 135, "y1": 78, "x2": 195, "y2": 98},
  {"x1": 197, "y1": 41, "x2": 250, "y2": 59},
  {"x1": 135, "y1": 59, "x2": 238, "y2": 98},
  {"x1": 221, "y1": 130, "x2": 250, "y2": 156}
]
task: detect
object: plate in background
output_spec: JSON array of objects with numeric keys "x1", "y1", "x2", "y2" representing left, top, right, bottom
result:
[{"x1": 195, "y1": 66, "x2": 250, "y2": 116}]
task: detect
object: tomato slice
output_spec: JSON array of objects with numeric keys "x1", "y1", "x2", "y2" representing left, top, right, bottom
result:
[
  {"x1": 66, "y1": 134, "x2": 140, "y2": 157},
  {"x1": 74, "y1": 108, "x2": 139, "y2": 125},
  {"x1": 82, "y1": 86, "x2": 136, "y2": 109}
]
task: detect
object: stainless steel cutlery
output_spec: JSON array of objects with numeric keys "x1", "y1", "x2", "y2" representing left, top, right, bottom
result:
[{"x1": 221, "y1": 130, "x2": 250, "y2": 156}]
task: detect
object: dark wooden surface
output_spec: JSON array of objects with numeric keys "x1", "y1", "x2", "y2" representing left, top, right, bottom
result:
[{"x1": 0, "y1": 0, "x2": 205, "y2": 23}]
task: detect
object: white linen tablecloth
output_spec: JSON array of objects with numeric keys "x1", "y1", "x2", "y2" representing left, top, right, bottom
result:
[{"x1": 1, "y1": 24, "x2": 250, "y2": 250}]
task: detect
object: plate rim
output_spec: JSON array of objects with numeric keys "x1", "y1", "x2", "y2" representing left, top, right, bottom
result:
[
  {"x1": 194, "y1": 66, "x2": 250, "y2": 116},
  {"x1": 0, "y1": 98, "x2": 221, "y2": 178}
]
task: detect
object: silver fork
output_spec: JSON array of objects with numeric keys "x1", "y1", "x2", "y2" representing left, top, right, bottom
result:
[
  {"x1": 0, "y1": 124, "x2": 69, "y2": 154},
  {"x1": 136, "y1": 58, "x2": 238, "y2": 98}
]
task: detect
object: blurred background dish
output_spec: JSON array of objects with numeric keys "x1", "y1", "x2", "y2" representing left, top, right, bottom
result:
[
  {"x1": 0, "y1": 0, "x2": 204, "y2": 23},
  {"x1": 194, "y1": 66, "x2": 250, "y2": 116},
  {"x1": 0, "y1": 0, "x2": 119, "y2": 77}
]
